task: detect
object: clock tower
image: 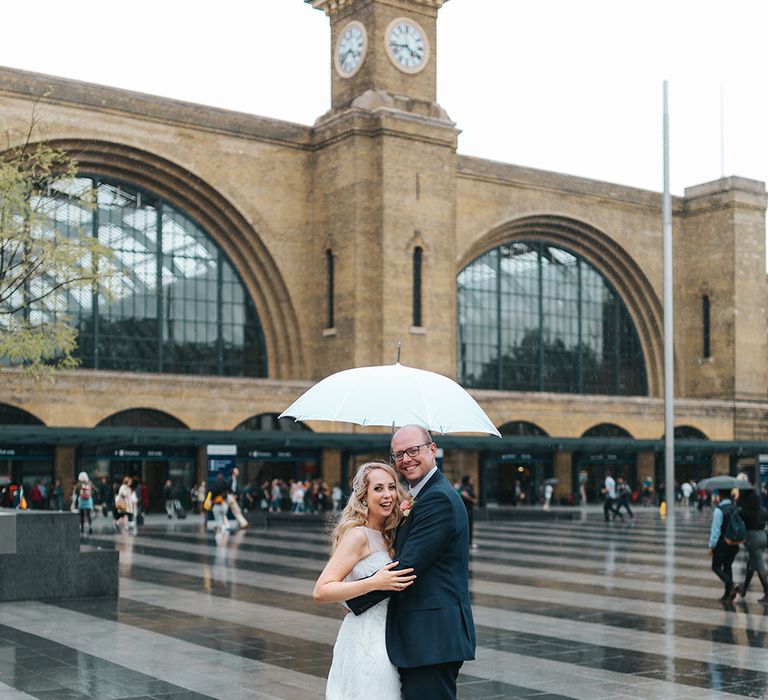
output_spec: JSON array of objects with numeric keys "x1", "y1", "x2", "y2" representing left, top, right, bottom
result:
[
  {"x1": 308, "y1": 0, "x2": 450, "y2": 120},
  {"x1": 306, "y1": 0, "x2": 458, "y2": 377}
]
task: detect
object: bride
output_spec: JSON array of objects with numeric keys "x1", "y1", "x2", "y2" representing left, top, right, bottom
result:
[{"x1": 314, "y1": 461, "x2": 415, "y2": 700}]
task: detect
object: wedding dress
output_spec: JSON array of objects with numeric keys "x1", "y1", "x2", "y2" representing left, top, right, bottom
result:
[{"x1": 326, "y1": 527, "x2": 401, "y2": 700}]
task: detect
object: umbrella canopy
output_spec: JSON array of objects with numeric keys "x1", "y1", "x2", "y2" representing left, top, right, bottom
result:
[
  {"x1": 697, "y1": 475, "x2": 753, "y2": 491},
  {"x1": 279, "y1": 362, "x2": 501, "y2": 437}
]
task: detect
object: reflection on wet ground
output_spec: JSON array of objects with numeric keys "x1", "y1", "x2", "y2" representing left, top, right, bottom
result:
[{"x1": 0, "y1": 507, "x2": 767, "y2": 698}]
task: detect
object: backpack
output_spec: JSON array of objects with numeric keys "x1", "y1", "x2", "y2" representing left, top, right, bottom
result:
[
  {"x1": 720, "y1": 503, "x2": 747, "y2": 545},
  {"x1": 79, "y1": 482, "x2": 92, "y2": 501}
]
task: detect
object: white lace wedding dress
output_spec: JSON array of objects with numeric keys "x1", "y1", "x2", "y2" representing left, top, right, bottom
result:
[{"x1": 326, "y1": 527, "x2": 401, "y2": 700}]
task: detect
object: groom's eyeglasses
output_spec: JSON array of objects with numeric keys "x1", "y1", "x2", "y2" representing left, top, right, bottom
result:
[{"x1": 391, "y1": 442, "x2": 431, "y2": 462}]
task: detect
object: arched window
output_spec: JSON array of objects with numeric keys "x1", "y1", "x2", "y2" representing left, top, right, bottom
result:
[
  {"x1": 457, "y1": 240, "x2": 647, "y2": 395},
  {"x1": 96, "y1": 409, "x2": 188, "y2": 429},
  {"x1": 234, "y1": 413, "x2": 312, "y2": 432},
  {"x1": 0, "y1": 404, "x2": 44, "y2": 426},
  {"x1": 46, "y1": 177, "x2": 267, "y2": 377},
  {"x1": 582, "y1": 423, "x2": 633, "y2": 438},
  {"x1": 671, "y1": 425, "x2": 708, "y2": 440},
  {"x1": 499, "y1": 421, "x2": 548, "y2": 436}
]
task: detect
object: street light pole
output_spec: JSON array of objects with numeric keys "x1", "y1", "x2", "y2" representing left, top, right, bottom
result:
[{"x1": 662, "y1": 81, "x2": 675, "y2": 523}]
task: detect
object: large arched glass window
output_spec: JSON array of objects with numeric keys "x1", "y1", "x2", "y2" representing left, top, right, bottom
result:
[
  {"x1": 51, "y1": 177, "x2": 266, "y2": 376},
  {"x1": 457, "y1": 240, "x2": 646, "y2": 395}
]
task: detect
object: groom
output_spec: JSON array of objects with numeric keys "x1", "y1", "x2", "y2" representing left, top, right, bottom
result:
[{"x1": 346, "y1": 424, "x2": 476, "y2": 699}]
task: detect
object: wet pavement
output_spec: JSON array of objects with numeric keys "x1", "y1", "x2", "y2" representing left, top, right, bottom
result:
[{"x1": 0, "y1": 506, "x2": 767, "y2": 699}]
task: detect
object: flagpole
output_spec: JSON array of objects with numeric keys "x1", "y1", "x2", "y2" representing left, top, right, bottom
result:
[{"x1": 662, "y1": 81, "x2": 675, "y2": 523}]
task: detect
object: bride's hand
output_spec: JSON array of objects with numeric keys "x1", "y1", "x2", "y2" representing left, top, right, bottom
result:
[{"x1": 370, "y1": 561, "x2": 416, "y2": 592}]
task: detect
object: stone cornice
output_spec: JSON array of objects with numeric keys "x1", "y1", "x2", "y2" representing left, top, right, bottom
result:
[
  {"x1": 0, "y1": 65, "x2": 313, "y2": 151},
  {"x1": 308, "y1": 0, "x2": 447, "y2": 17},
  {"x1": 457, "y1": 155, "x2": 684, "y2": 214}
]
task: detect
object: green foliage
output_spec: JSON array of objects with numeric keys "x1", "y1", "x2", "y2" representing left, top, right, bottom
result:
[{"x1": 0, "y1": 115, "x2": 115, "y2": 376}]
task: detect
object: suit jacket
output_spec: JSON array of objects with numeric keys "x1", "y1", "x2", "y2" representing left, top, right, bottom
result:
[{"x1": 346, "y1": 469, "x2": 476, "y2": 668}]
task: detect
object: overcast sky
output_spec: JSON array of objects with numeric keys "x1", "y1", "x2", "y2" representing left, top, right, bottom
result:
[{"x1": 1, "y1": 0, "x2": 766, "y2": 198}]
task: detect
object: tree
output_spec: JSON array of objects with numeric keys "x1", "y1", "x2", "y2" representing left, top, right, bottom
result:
[{"x1": 0, "y1": 113, "x2": 115, "y2": 375}]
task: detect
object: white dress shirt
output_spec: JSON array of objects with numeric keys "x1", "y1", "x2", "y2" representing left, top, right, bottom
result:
[{"x1": 409, "y1": 465, "x2": 439, "y2": 498}]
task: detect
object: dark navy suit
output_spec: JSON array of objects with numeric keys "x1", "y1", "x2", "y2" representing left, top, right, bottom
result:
[{"x1": 347, "y1": 470, "x2": 476, "y2": 699}]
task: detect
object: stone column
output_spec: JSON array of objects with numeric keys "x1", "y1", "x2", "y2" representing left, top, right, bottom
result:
[
  {"x1": 712, "y1": 453, "x2": 730, "y2": 475},
  {"x1": 553, "y1": 451, "x2": 572, "y2": 500},
  {"x1": 322, "y1": 448, "x2": 342, "y2": 488},
  {"x1": 636, "y1": 450, "x2": 656, "y2": 487},
  {"x1": 54, "y1": 446, "x2": 76, "y2": 485},
  {"x1": 443, "y1": 450, "x2": 479, "y2": 488},
  {"x1": 196, "y1": 446, "x2": 207, "y2": 484}
]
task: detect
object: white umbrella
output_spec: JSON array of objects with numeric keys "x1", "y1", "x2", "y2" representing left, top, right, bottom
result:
[{"x1": 279, "y1": 362, "x2": 501, "y2": 437}]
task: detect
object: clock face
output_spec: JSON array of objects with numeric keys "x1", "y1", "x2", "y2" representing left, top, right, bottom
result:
[
  {"x1": 335, "y1": 21, "x2": 367, "y2": 77},
  {"x1": 386, "y1": 18, "x2": 429, "y2": 73}
]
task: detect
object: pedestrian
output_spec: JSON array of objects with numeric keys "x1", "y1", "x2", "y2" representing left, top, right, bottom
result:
[
  {"x1": 332, "y1": 483, "x2": 343, "y2": 512},
  {"x1": 29, "y1": 481, "x2": 43, "y2": 510},
  {"x1": 114, "y1": 477, "x2": 137, "y2": 534},
  {"x1": 543, "y1": 482, "x2": 553, "y2": 511},
  {"x1": 163, "y1": 479, "x2": 175, "y2": 519},
  {"x1": 291, "y1": 479, "x2": 306, "y2": 513},
  {"x1": 226, "y1": 473, "x2": 249, "y2": 529},
  {"x1": 52, "y1": 478, "x2": 64, "y2": 511},
  {"x1": 737, "y1": 488, "x2": 768, "y2": 602},
  {"x1": 681, "y1": 480, "x2": 693, "y2": 507},
  {"x1": 207, "y1": 475, "x2": 231, "y2": 538},
  {"x1": 99, "y1": 477, "x2": 112, "y2": 518},
  {"x1": 708, "y1": 488, "x2": 741, "y2": 601},
  {"x1": 75, "y1": 471, "x2": 94, "y2": 535},
  {"x1": 270, "y1": 478, "x2": 282, "y2": 513},
  {"x1": 615, "y1": 477, "x2": 634, "y2": 519},
  {"x1": 602, "y1": 471, "x2": 622, "y2": 521}
]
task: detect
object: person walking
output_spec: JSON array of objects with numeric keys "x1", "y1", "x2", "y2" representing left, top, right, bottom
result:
[
  {"x1": 542, "y1": 482, "x2": 553, "y2": 511},
  {"x1": 681, "y1": 480, "x2": 693, "y2": 507},
  {"x1": 708, "y1": 488, "x2": 741, "y2": 601},
  {"x1": 602, "y1": 472, "x2": 621, "y2": 521},
  {"x1": 163, "y1": 480, "x2": 176, "y2": 519},
  {"x1": 615, "y1": 477, "x2": 634, "y2": 519},
  {"x1": 114, "y1": 477, "x2": 137, "y2": 533},
  {"x1": 98, "y1": 477, "x2": 112, "y2": 518},
  {"x1": 738, "y1": 488, "x2": 768, "y2": 602}
]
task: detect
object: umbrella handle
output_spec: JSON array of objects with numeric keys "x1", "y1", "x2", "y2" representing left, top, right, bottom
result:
[{"x1": 396, "y1": 341, "x2": 401, "y2": 364}]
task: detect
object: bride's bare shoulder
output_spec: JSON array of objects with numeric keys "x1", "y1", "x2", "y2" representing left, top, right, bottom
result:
[{"x1": 338, "y1": 526, "x2": 368, "y2": 546}]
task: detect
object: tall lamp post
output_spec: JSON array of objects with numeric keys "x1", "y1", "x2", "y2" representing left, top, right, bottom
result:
[{"x1": 662, "y1": 81, "x2": 675, "y2": 523}]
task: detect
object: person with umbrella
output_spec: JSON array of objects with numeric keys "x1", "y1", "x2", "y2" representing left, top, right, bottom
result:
[{"x1": 707, "y1": 484, "x2": 745, "y2": 601}]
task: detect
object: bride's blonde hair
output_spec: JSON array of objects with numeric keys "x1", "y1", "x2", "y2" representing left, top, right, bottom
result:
[{"x1": 330, "y1": 461, "x2": 409, "y2": 557}]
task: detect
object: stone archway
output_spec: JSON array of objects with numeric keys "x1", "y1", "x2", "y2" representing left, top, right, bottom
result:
[
  {"x1": 46, "y1": 139, "x2": 305, "y2": 379},
  {"x1": 459, "y1": 215, "x2": 665, "y2": 398}
]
